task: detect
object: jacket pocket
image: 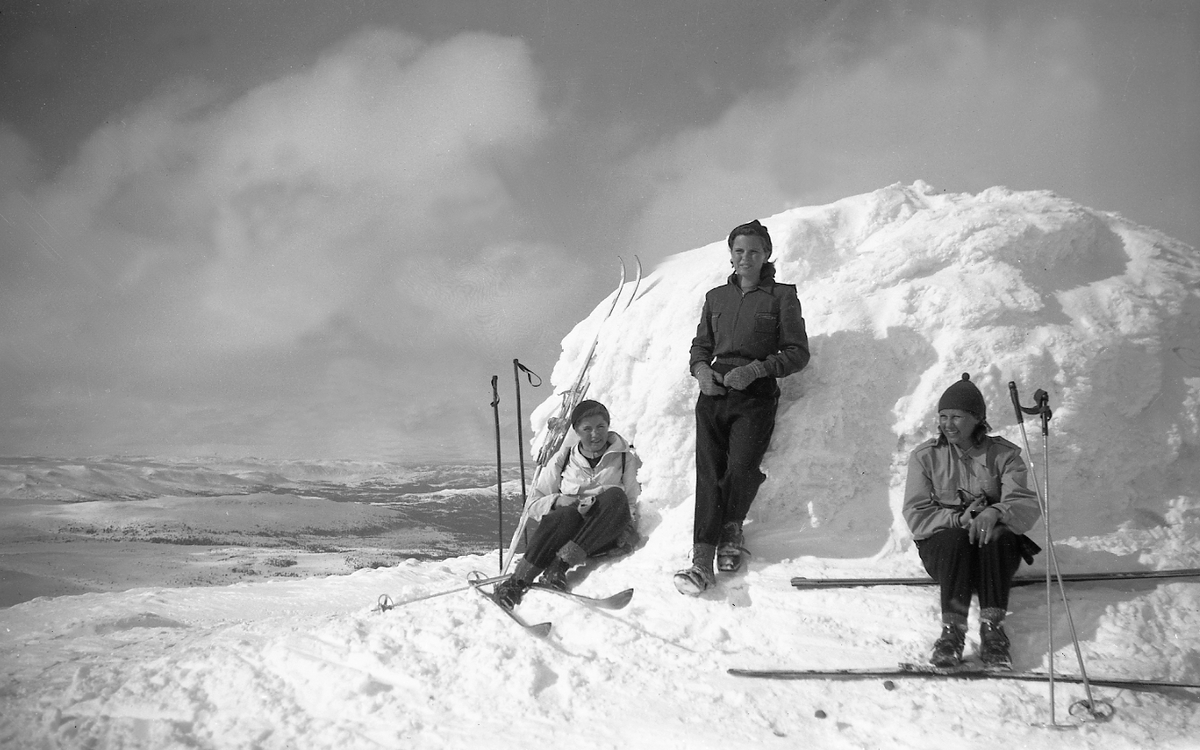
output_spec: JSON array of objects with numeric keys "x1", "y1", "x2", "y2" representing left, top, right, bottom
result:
[
  {"x1": 936, "y1": 487, "x2": 962, "y2": 508},
  {"x1": 752, "y1": 312, "x2": 779, "y2": 349}
]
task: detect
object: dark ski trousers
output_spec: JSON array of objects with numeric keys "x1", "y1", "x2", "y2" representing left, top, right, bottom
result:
[
  {"x1": 916, "y1": 527, "x2": 1025, "y2": 619},
  {"x1": 524, "y1": 487, "x2": 632, "y2": 569},
  {"x1": 694, "y1": 391, "x2": 778, "y2": 546}
]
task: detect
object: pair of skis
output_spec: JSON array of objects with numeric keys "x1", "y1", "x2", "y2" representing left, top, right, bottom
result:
[
  {"x1": 531, "y1": 256, "x2": 642, "y2": 469},
  {"x1": 790, "y1": 567, "x2": 1200, "y2": 590},
  {"x1": 502, "y1": 256, "x2": 642, "y2": 572},
  {"x1": 727, "y1": 662, "x2": 1200, "y2": 693},
  {"x1": 468, "y1": 571, "x2": 634, "y2": 637},
  {"x1": 742, "y1": 567, "x2": 1200, "y2": 695}
]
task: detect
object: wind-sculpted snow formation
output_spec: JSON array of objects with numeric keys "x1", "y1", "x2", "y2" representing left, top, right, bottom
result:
[{"x1": 532, "y1": 181, "x2": 1200, "y2": 566}]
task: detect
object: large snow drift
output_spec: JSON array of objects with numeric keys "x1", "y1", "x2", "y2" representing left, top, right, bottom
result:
[{"x1": 537, "y1": 181, "x2": 1200, "y2": 568}]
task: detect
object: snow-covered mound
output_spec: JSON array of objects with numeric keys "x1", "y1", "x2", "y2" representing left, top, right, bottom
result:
[{"x1": 535, "y1": 181, "x2": 1200, "y2": 569}]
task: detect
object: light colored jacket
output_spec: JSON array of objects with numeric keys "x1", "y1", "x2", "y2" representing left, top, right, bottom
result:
[
  {"x1": 525, "y1": 432, "x2": 640, "y2": 523},
  {"x1": 903, "y1": 434, "x2": 1041, "y2": 541}
]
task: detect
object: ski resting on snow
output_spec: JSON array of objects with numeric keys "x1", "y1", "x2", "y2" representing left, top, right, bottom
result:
[
  {"x1": 790, "y1": 568, "x2": 1200, "y2": 590},
  {"x1": 727, "y1": 663, "x2": 1200, "y2": 692},
  {"x1": 468, "y1": 573, "x2": 553, "y2": 637},
  {"x1": 464, "y1": 572, "x2": 636, "y2": 635},
  {"x1": 528, "y1": 582, "x2": 635, "y2": 609}
]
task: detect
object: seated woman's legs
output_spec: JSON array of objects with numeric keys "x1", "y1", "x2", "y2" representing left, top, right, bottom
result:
[
  {"x1": 917, "y1": 527, "x2": 975, "y2": 624},
  {"x1": 974, "y1": 529, "x2": 1025, "y2": 667},
  {"x1": 566, "y1": 487, "x2": 632, "y2": 560},
  {"x1": 916, "y1": 528, "x2": 974, "y2": 665},
  {"x1": 501, "y1": 488, "x2": 632, "y2": 602}
]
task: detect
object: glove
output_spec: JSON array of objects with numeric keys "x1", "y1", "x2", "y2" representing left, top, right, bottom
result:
[
  {"x1": 615, "y1": 525, "x2": 641, "y2": 554},
  {"x1": 723, "y1": 360, "x2": 768, "y2": 390},
  {"x1": 693, "y1": 363, "x2": 727, "y2": 396}
]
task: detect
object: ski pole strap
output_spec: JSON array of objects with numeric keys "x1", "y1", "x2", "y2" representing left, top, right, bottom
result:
[
  {"x1": 515, "y1": 360, "x2": 543, "y2": 387},
  {"x1": 1033, "y1": 388, "x2": 1052, "y2": 429},
  {"x1": 1009, "y1": 381, "x2": 1052, "y2": 423}
]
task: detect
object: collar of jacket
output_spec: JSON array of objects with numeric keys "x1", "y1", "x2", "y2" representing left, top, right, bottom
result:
[
  {"x1": 573, "y1": 431, "x2": 631, "y2": 458},
  {"x1": 937, "y1": 436, "x2": 990, "y2": 459},
  {"x1": 724, "y1": 271, "x2": 777, "y2": 291}
]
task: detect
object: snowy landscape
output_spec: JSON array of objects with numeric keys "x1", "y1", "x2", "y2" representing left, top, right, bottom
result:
[{"x1": 2, "y1": 183, "x2": 1198, "y2": 749}]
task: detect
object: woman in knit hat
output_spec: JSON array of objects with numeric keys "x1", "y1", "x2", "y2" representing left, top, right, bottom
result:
[
  {"x1": 676, "y1": 219, "x2": 811, "y2": 595},
  {"x1": 495, "y1": 399, "x2": 641, "y2": 609},
  {"x1": 902, "y1": 373, "x2": 1042, "y2": 669}
]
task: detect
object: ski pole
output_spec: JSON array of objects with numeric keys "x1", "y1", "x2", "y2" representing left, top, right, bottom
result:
[
  {"x1": 513, "y1": 359, "x2": 542, "y2": 554},
  {"x1": 375, "y1": 572, "x2": 510, "y2": 612},
  {"x1": 1034, "y1": 388, "x2": 1055, "y2": 720},
  {"x1": 1010, "y1": 381, "x2": 1056, "y2": 722},
  {"x1": 491, "y1": 375, "x2": 504, "y2": 575},
  {"x1": 1009, "y1": 382, "x2": 1098, "y2": 723}
]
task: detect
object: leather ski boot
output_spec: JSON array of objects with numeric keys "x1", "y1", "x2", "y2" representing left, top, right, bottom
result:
[{"x1": 673, "y1": 543, "x2": 717, "y2": 596}]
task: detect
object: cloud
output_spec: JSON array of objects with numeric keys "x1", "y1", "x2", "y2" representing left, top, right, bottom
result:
[
  {"x1": 0, "y1": 29, "x2": 571, "y2": 458},
  {"x1": 616, "y1": 15, "x2": 1111, "y2": 261}
]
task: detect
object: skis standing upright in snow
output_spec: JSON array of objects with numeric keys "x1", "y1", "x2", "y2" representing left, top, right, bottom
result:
[
  {"x1": 532, "y1": 256, "x2": 642, "y2": 470},
  {"x1": 502, "y1": 257, "x2": 642, "y2": 572}
]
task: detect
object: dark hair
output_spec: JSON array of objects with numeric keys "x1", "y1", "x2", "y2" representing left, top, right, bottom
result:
[
  {"x1": 727, "y1": 219, "x2": 772, "y2": 255},
  {"x1": 727, "y1": 219, "x2": 776, "y2": 279},
  {"x1": 570, "y1": 399, "x2": 610, "y2": 428}
]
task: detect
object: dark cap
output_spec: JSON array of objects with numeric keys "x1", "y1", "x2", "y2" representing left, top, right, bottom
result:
[
  {"x1": 570, "y1": 399, "x2": 610, "y2": 428},
  {"x1": 937, "y1": 373, "x2": 987, "y2": 419}
]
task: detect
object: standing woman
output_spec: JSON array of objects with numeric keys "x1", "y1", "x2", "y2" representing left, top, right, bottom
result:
[
  {"x1": 495, "y1": 400, "x2": 640, "y2": 609},
  {"x1": 675, "y1": 219, "x2": 810, "y2": 595},
  {"x1": 903, "y1": 374, "x2": 1042, "y2": 668}
]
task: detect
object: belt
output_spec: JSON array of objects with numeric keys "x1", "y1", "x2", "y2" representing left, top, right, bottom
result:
[{"x1": 713, "y1": 356, "x2": 755, "y2": 367}]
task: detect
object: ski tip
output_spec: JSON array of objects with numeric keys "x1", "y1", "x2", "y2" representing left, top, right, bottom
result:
[
  {"x1": 609, "y1": 588, "x2": 635, "y2": 608},
  {"x1": 529, "y1": 622, "x2": 553, "y2": 638}
]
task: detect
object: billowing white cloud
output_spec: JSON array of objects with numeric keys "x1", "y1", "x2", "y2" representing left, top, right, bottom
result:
[
  {"x1": 0, "y1": 29, "x2": 575, "y2": 458},
  {"x1": 618, "y1": 17, "x2": 1107, "y2": 262}
]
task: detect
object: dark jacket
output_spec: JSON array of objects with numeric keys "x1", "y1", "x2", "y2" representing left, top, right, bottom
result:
[{"x1": 688, "y1": 270, "x2": 811, "y2": 388}]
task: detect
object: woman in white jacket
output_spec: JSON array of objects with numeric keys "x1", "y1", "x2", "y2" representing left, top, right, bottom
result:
[{"x1": 495, "y1": 400, "x2": 641, "y2": 608}]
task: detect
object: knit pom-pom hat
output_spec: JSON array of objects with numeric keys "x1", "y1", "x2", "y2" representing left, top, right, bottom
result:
[{"x1": 937, "y1": 373, "x2": 987, "y2": 419}]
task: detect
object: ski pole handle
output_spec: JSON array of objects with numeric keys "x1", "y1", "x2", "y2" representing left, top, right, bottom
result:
[
  {"x1": 1008, "y1": 381, "x2": 1024, "y2": 424},
  {"x1": 1034, "y1": 388, "x2": 1052, "y2": 436}
]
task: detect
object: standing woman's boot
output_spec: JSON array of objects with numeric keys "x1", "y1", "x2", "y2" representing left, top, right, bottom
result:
[{"x1": 673, "y1": 543, "x2": 717, "y2": 596}]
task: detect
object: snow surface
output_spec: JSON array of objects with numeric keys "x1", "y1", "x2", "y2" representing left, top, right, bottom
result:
[{"x1": 3, "y1": 182, "x2": 1199, "y2": 749}]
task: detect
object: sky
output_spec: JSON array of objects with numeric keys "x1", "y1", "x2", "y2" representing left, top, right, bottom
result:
[{"x1": 0, "y1": 0, "x2": 1197, "y2": 462}]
